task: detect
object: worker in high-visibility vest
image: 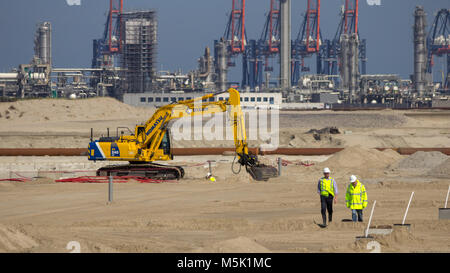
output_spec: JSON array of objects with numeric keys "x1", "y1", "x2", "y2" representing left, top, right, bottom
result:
[
  {"x1": 345, "y1": 175, "x2": 368, "y2": 222},
  {"x1": 317, "y1": 167, "x2": 338, "y2": 226}
]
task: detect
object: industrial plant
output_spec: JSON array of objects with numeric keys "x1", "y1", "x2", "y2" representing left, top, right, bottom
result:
[{"x1": 0, "y1": 0, "x2": 449, "y2": 109}]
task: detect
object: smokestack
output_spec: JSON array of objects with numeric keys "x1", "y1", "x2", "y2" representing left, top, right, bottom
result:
[
  {"x1": 280, "y1": 0, "x2": 291, "y2": 90},
  {"x1": 413, "y1": 6, "x2": 427, "y2": 96}
]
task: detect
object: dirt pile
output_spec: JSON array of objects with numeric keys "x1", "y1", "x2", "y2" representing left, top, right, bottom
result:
[
  {"x1": 306, "y1": 127, "x2": 340, "y2": 134},
  {"x1": 427, "y1": 158, "x2": 450, "y2": 176},
  {"x1": 321, "y1": 147, "x2": 403, "y2": 171},
  {"x1": 393, "y1": 151, "x2": 448, "y2": 173},
  {"x1": 0, "y1": 97, "x2": 155, "y2": 122},
  {"x1": 352, "y1": 227, "x2": 423, "y2": 253},
  {"x1": 0, "y1": 224, "x2": 38, "y2": 252}
]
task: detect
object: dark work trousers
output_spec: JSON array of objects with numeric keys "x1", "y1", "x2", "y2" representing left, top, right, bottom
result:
[
  {"x1": 352, "y1": 209, "x2": 363, "y2": 222},
  {"x1": 320, "y1": 195, "x2": 334, "y2": 225}
]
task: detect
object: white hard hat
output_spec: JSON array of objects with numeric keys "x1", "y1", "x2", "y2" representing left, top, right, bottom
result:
[
  {"x1": 323, "y1": 167, "x2": 330, "y2": 173},
  {"x1": 350, "y1": 175, "x2": 357, "y2": 183}
]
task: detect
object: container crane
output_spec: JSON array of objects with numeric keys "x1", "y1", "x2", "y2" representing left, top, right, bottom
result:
[
  {"x1": 92, "y1": 0, "x2": 123, "y2": 68},
  {"x1": 292, "y1": 0, "x2": 321, "y2": 85},
  {"x1": 426, "y1": 9, "x2": 450, "y2": 91},
  {"x1": 243, "y1": 0, "x2": 280, "y2": 90},
  {"x1": 224, "y1": 0, "x2": 247, "y2": 57},
  {"x1": 260, "y1": 0, "x2": 281, "y2": 72}
]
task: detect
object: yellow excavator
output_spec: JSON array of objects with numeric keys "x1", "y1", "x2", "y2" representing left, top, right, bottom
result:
[{"x1": 87, "y1": 88, "x2": 278, "y2": 181}]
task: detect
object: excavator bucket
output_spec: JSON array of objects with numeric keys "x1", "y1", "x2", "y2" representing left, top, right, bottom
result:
[{"x1": 247, "y1": 164, "x2": 279, "y2": 181}]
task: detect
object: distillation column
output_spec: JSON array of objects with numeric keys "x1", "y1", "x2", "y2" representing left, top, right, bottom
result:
[
  {"x1": 214, "y1": 40, "x2": 228, "y2": 92},
  {"x1": 413, "y1": 6, "x2": 427, "y2": 96},
  {"x1": 34, "y1": 22, "x2": 52, "y2": 66},
  {"x1": 349, "y1": 33, "x2": 360, "y2": 103}
]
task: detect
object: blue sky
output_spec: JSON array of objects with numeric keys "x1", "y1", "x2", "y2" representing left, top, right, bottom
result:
[{"x1": 0, "y1": 0, "x2": 448, "y2": 82}]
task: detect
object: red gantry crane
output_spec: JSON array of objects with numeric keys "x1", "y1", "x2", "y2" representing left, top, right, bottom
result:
[
  {"x1": 92, "y1": 0, "x2": 123, "y2": 68},
  {"x1": 292, "y1": 0, "x2": 321, "y2": 85},
  {"x1": 224, "y1": 0, "x2": 247, "y2": 64},
  {"x1": 215, "y1": 0, "x2": 247, "y2": 89},
  {"x1": 243, "y1": 0, "x2": 281, "y2": 89},
  {"x1": 426, "y1": 9, "x2": 450, "y2": 91}
]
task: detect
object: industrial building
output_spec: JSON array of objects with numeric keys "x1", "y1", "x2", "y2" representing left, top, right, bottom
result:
[
  {"x1": 120, "y1": 11, "x2": 157, "y2": 96},
  {"x1": 124, "y1": 92, "x2": 282, "y2": 109},
  {"x1": 0, "y1": 1, "x2": 449, "y2": 109}
]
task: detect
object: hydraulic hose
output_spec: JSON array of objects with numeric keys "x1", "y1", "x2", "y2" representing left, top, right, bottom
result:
[{"x1": 231, "y1": 154, "x2": 242, "y2": 174}]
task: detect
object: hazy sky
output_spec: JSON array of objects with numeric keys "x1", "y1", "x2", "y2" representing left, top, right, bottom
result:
[{"x1": 0, "y1": 0, "x2": 448, "y2": 82}]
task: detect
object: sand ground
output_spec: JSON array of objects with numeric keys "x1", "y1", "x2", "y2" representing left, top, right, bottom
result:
[
  {"x1": 0, "y1": 158, "x2": 449, "y2": 253},
  {"x1": 0, "y1": 98, "x2": 449, "y2": 253}
]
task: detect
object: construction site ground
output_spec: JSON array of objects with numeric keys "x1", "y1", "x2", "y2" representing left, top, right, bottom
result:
[{"x1": 0, "y1": 98, "x2": 449, "y2": 253}]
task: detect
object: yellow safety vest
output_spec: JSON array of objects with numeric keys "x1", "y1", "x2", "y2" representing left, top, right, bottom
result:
[
  {"x1": 345, "y1": 180, "x2": 368, "y2": 209},
  {"x1": 320, "y1": 177, "x2": 335, "y2": 197}
]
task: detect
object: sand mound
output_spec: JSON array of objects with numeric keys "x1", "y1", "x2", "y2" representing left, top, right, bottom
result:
[
  {"x1": 394, "y1": 151, "x2": 448, "y2": 172},
  {"x1": 0, "y1": 224, "x2": 38, "y2": 252},
  {"x1": 196, "y1": 236, "x2": 270, "y2": 253},
  {"x1": 352, "y1": 228, "x2": 421, "y2": 252},
  {"x1": 0, "y1": 97, "x2": 155, "y2": 123},
  {"x1": 321, "y1": 147, "x2": 402, "y2": 170},
  {"x1": 427, "y1": 158, "x2": 450, "y2": 176}
]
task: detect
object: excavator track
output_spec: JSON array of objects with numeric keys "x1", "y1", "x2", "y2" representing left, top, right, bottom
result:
[{"x1": 97, "y1": 163, "x2": 185, "y2": 180}]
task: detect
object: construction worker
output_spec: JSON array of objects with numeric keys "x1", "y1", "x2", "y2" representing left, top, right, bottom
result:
[
  {"x1": 345, "y1": 175, "x2": 368, "y2": 222},
  {"x1": 317, "y1": 167, "x2": 338, "y2": 226}
]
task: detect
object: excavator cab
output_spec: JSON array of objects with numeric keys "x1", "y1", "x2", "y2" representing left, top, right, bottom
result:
[
  {"x1": 159, "y1": 130, "x2": 173, "y2": 160},
  {"x1": 135, "y1": 125, "x2": 145, "y2": 138}
]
